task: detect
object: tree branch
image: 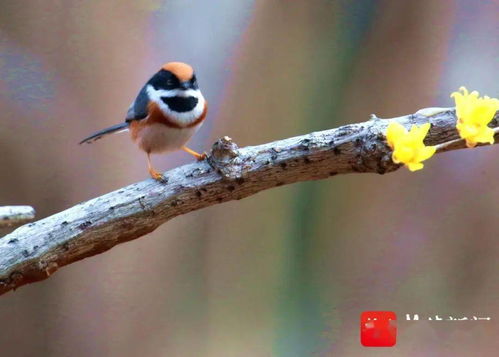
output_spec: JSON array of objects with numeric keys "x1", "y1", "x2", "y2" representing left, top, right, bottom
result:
[
  {"x1": 0, "y1": 206, "x2": 36, "y2": 228},
  {"x1": 1, "y1": 107, "x2": 498, "y2": 295}
]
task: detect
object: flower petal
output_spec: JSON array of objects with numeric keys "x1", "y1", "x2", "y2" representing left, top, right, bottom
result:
[
  {"x1": 386, "y1": 122, "x2": 407, "y2": 149},
  {"x1": 407, "y1": 162, "x2": 424, "y2": 171},
  {"x1": 385, "y1": 122, "x2": 435, "y2": 172}
]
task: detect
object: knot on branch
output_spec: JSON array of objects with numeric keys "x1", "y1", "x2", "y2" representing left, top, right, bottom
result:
[{"x1": 208, "y1": 136, "x2": 243, "y2": 180}]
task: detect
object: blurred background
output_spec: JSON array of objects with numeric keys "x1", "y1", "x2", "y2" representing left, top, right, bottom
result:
[{"x1": 0, "y1": 0, "x2": 498, "y2": 356}]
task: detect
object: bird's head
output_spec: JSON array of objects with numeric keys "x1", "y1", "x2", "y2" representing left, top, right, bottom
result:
[
  {"x1": 146, "y1": 62, "x2": 205, "y2": 120},
  {"x1": 153, "y1": 62, "x2": 198, "y2": 92}
]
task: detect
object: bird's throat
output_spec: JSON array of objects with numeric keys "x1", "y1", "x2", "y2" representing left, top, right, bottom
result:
[{"x1": 161, "y1": 96, "x2": 198, "y2": 113}]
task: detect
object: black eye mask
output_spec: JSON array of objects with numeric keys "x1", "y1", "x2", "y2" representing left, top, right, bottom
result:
[{"x1": 149, "y1": 69, "x2": 179, "y2": 90}]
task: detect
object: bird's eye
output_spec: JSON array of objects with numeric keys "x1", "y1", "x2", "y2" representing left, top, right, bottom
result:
[
  {"x1": 191, "y1": 75, "x2": 198, "y2": 86},
  {"x1": 166, "y1": 79, "x2": 174, "y2": 86}
]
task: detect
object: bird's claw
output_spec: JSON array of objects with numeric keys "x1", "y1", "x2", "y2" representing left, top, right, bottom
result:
[
  {"x1": 196, "y1": 152, "x2": 208, "y2": 161},
  {"x1": 149, "y1": 169, "x2": 168, "y2": 183}
]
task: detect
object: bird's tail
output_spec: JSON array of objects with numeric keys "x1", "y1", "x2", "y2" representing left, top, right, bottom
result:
[{"x1": 79, "y1": 122, "x2": 129, "y2": 144}]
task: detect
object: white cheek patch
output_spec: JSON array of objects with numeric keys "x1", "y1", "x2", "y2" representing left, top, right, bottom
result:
[{"x1": 146, "y1": 85, "x2": 205, "y2": 126}]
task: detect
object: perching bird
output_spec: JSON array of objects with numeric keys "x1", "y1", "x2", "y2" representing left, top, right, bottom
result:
[{"x1": 80, "y1": 62, "x2": 207, "y2": 181}]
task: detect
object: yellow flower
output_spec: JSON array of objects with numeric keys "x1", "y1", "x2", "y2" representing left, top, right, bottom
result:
[
  {"x1": 386, "y1": 122, "x2": 436, "y2": 171},
  {"x1": 451, "y1": 87, "x2": 499, "y2": 148}
]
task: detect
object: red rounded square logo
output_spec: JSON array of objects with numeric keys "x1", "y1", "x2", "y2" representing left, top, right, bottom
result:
[{"x1": 360, "y1": 311, "x2": 397, "y2": 347}]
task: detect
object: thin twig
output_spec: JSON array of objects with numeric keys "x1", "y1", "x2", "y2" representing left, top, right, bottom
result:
[{"x1": 0, "y1": 107, "x2": 497, "y2": 296}]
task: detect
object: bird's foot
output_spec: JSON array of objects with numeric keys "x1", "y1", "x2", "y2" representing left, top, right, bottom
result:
[
  {"x1": 149, "y1": 168, "x2": 168, "y2": 183},
  {"x1": 195, "y1": 151, "x2": 208, "y2": 161}
]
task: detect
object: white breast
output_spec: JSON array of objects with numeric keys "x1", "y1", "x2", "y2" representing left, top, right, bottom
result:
[{"x1": 133, "y1": 122, "x2": 202, "y2": 154}]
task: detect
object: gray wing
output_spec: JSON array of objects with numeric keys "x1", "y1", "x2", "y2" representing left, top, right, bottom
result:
[{"x1": 125, "y1": 85, "x2": 149, "y2": 121}]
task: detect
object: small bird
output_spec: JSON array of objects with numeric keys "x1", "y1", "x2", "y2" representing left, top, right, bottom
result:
[{"x1": 80, "y1": 62, "x2": 208, "y2": 181}]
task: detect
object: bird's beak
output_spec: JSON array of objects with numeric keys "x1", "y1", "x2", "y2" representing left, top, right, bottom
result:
[{"x1": 180, "y1": 81, "x2": 190, "y2": 90}]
